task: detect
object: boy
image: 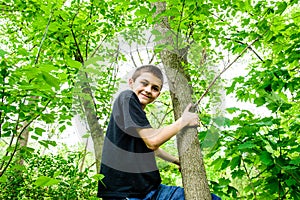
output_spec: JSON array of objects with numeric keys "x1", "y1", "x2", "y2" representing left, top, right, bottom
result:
[{"x1": 98, "y1": 65, "x2": 220, "y2": 200}]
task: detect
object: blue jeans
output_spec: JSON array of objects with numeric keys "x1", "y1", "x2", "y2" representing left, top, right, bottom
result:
[{"x1": 127, "y1": 184, "x2": 221, "y2": 200}]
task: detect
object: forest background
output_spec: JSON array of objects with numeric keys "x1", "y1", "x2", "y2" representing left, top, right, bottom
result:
[{"x1": 0, "y1": 0, "x2": 299, "y2": 199}]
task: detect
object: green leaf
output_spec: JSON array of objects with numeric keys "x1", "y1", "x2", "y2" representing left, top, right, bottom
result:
[
  {"x1": 279, "y1": 103, "x2": 292, "y2": 112},
  {"x1": 134, "y1": 7, "x2": 149, "y2": 16},
  {"x1": 213, "y1": 116, "x2": 225, "y2": 126},
  {"x1": 238, "y1": 141, "x2": 256, "y2": 150},
  {"x1": 0, "y1": 175, "x2": 8, "y2": 183},
  {"x1": 34, "y1": 176, "x2": 60, "y2": 187},
  {"x1": 230, "y1": 156, "x2": 241, "y2": 170},
  {"x1": 266, "y1": 102, "x2": 278, "y2": 112},
  {"x1": 218, "y1": 178, "x2": 230, "y2": 185},
  {"x1": 211, "y1": 157, "x2": 225, "y2": 171},
  {"x1": 82, "y1": 133, "x2": 90, "y2": 138},
  {"x1": 31, "y1": 135, "x2": 38, "y2": 140},
  {"x1": 226, "y1": 107, "x2": 240, "y2": 114},
  {"x1": 0, "y1": 49, "x2": 7, "y2": 57},
  {"x1": 92, "y1": 174, "x2": 105, "y2": 181},
  {"x1": 84, "y1": 56, "x2": 102, "y2": 67},
  {"x1": 276, "y1": 2, "x2": 287, "y2": 14},
  {"x1": 202, "y1": 126, "x2": 219, "y2": 149},
  {"x1": 256, "y1": 117, "x2": 273, "y2": 126},
  {"x1": 254, "y1": 97, "x2": 266, "y2": 106},
  {"x1": 59, "y1": 125, "x2": 66, "y2": 133},
  {"x1": 66, "y1": 58, "x2": 82, "y2": 69},
  {"x1": 232, "y1": 169, "x2": 245, "y2": 179},
  {"x1": 221, "y1": 159, "x2": 230, "y2": 170},
  {"x1": 41, "y1": 71, "x2": 60, "y2": 90},
  {"x1": 35, "y1": 127, "x2": 46, "y2": 136},
  {"x1": 38, "y1": 140, "x2": 57, "y2": 148},
  {"x1": 260, "y1": 151, "x2": 273, "y2": 166},
  {"x1": 286, "y1": 178, "x2": 297, "y2": 187},
  {"x1": 290, "y1": 158, "x2": 300, "y2": 166}
]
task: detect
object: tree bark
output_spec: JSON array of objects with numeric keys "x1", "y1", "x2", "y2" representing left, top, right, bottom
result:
[
  {"x1": 153, "y1": 2, "x2": 211, "y2": 199},
  {"x1": 80, "y1": 72, "x2": 104, "y2": 173},
  {"x1": 18, "y1": 126, "x2": 29, "y2": 165}
]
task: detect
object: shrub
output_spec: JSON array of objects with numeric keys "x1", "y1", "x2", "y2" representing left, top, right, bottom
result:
[{"x1": 0, "y1": 151, "x2": 100, "y2": 199}]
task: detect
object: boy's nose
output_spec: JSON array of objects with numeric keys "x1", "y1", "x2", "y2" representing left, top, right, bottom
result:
[{"x1": 144, "y1": 85, "x2": 151, "y2": 93}]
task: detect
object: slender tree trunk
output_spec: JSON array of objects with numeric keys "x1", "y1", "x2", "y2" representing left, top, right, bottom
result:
[
  {"x1": 153, "y1": 2, "x2": 211, "y2": 199},
  {"x1": 80, "y1": 72, "x2": 104, "y2": 173},
  {"x1": 18, "y1": 127, "x2": 29, "y2": 165}
]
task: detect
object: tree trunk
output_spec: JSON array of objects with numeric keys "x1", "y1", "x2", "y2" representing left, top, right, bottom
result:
[
  {"x1": 18, "y1": 126, "x2": 29, "y2": 166},
  {"x1": 80, "y1": 72, "x2": 104, "y2": 173},
  {"x1": 153, "y1": 2, "x2": 211, "y2": 199}
]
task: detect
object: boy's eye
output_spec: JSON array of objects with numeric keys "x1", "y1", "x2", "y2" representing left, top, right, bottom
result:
[
  {"x1": 152, "y1": 87, "x2": 159, "y2": 92},
  {"x1": 141, "y1": 81, "x2": 148, "y2": 86}
]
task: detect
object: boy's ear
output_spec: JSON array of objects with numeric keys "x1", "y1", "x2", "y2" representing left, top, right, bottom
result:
[{"x1": 128, "y1": 78, "x2": 134, "y2": 88}]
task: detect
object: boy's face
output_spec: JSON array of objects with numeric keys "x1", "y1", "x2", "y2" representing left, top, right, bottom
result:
[{"x1": 129, "y1": 72, "x2": 162, "y2": 109}]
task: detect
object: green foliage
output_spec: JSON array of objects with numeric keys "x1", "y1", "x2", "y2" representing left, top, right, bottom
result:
[
  {"x1": 158, "y1": 158, "x2": 182, "y2": 186},
  {"x1": 0, "y1": 0, "x2": 140, "y2": 176},
  {"x1": 205, "y1": 107, "x2": 300, "y2": 199},
  {"x1": 1, "y1": 0, "x2": 300, "y2": 199},
  {"x1": 0, "y1": 151, "x2": 99, "y2": 199}
]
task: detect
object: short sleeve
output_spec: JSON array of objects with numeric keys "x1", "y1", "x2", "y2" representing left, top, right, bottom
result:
[{"x1": 112, "y1": 90, "x2": 151, "y2": 137}]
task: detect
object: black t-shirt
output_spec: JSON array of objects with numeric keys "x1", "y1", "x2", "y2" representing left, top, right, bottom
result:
[{"x1": 97, "y1": 90, "x2": 161, "y2": 199}]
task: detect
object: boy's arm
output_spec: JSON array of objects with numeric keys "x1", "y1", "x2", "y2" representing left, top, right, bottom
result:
[
  {"x1": 155, "y1": 148, "x2": 180, "y2": 166},
  {"x1": 136, "y1": 103, "x2": 199, "y2": 150}
]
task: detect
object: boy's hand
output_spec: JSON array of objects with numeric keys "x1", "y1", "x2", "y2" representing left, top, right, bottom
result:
[{"x1": 181, "y1": 103, "x2": 200, "y2": 127}]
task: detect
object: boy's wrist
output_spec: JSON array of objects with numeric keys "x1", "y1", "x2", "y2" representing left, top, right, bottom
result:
[
  {"x1": 176, "y1": 117, "x2": 186, "y2": 130},
  {"x1": 172, "y1": 159, "x2": 180, "y2": 165}
]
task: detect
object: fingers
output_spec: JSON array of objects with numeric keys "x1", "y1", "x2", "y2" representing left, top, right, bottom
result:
[
  {"x1": 183, "y1": 103, "x2": 192, "y2": 113},
  {"x1": 181, "y1": 103, "x2": 200, "y2": 127}
]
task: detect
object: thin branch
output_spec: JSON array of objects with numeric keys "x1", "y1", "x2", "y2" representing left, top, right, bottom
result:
[
  {"x1": 149, "y1": 53, "x2": 156, "y2": 64},
  {"x1": 80, "y1": 138, "x2": 89, "y2": 173},
  {"x1": 0, "y1": 99, "x2": 51, "y2": 177},
  {"x1": 225, "y1": 38, "x2": 264, "y2": 62},
  {"x1": 0, "y1": 75, "x2": 6, "y2": 138},
  {"x1": 103, "y1": 48, "x2": 121, "y2": 126},
  {"x1": 146, "y1": 33, "x2": 156, "y2": 64},
  {"x1": 146, "y1": 34, "x2": 154, "y2": 63},
  {"x1": 136, "y1": 45, "x2": 143, "y2": 64},
  {"x1": 34, "y1": 10, "x2": 53, "y2": 65},
  {"x1": 176, "y1": 0, "x2": 186, "y2": 52},
  {"x1": 85, "y1": 0, "x2": 95, "y2": 60},
  {"x1": 275, "y1": 162, "x2": 300, "y2": 185},
  {"x1": 70, "y1": 10, "x2": 84, "y2": 63},
  {"x1": 0, "y1": 98, "x2": 25, "y2": 170},
  {"x1": 89, "y1": 34, "x2": 108, "y2": 58},
  {"x1": 157, "y1": 108, "x2": 173, "y2": 128},
  {"x1": 88, "y1": 161, "x2": 96, "y2": 170},
  {"x1": 106, "y1": 46, "x2": 121, "y2": 98},
  {"x1": 195, "y1": 33, "x2": 265, "y2": 107},
  {"x1": 130, "y1": 46, "x2": 138, "y2": 68},
  {"x1": 71, "y1": 28, "x2": 84, "y2": 63},
  {"x1": 241, "y1": 157, "x2": 257, "y2": 199}
]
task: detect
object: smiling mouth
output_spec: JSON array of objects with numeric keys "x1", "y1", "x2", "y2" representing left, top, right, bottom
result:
[{"x1": 140, "y1": 93, "x2": 150, "y2": 99}]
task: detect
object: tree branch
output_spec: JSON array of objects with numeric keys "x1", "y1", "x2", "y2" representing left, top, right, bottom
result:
[
  {"x1": 224, "y1": 38, "x2": 264, "y2": 62},
  {"x1": 90, "y1": 34, "x2": 108, "y2": 58},
  {"x1": 34, "y1": 10, "x2": 53, "y2": 65},
  {"x1": 195, "y1": 33, "x2": 265, "y2": 107},
  {"x1": 70, "y1": 10, "x2": 84, "y2": 63},
  {"x1": 176, "y1": 0, "x2": 186, "y2": 51},
  {"x1": 0, "y1": 99, "x2": 51, "y2": 177},
  {"x1": 130, "y1": 46, "x2": 138, "y2": 68},
  {"x1": 241, "y1": 157, "x2": 257, "y2": 199}
]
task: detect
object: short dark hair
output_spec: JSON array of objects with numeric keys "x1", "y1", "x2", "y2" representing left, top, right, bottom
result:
[{"x1": 131, "y1": 65, "x2": 164, "y2": 85}]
